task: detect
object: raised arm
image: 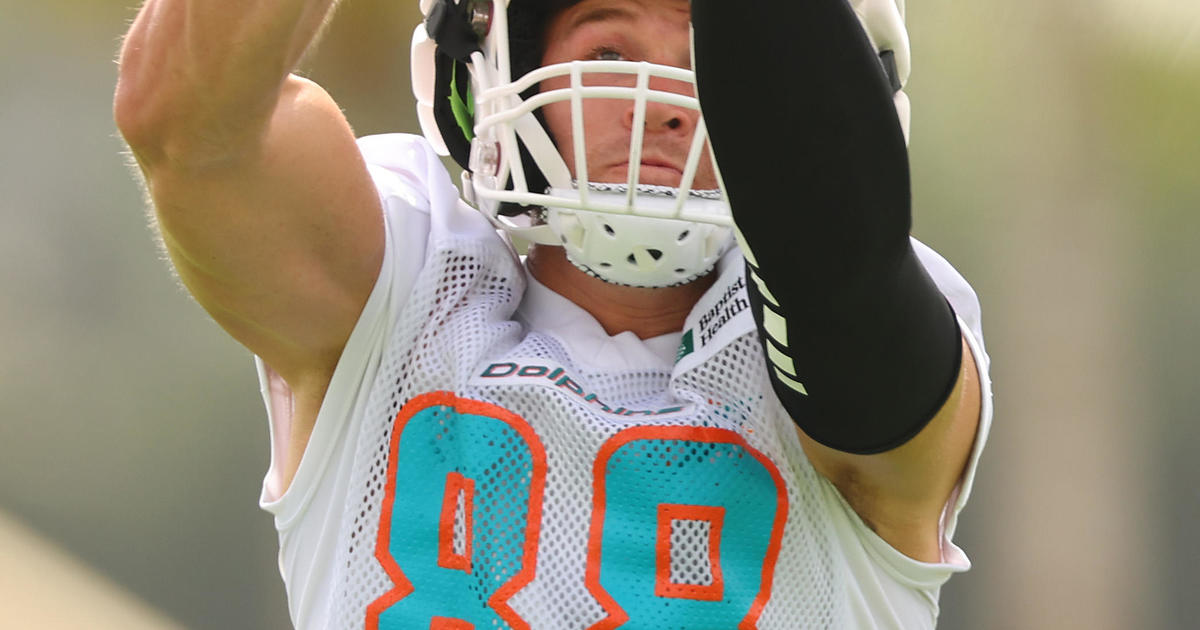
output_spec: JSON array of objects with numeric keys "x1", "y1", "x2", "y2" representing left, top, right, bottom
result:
[
  {"x1": 692, "y1": 0, "x2": 982, "y2": 562},
  {"x1": 113, "y1": 1, "x2": 383, "y2": 400}
]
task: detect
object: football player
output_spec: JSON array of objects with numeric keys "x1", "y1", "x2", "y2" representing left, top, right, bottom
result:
[{"x1": 115, "y1": 0, "x2": 992, "y2": 627}]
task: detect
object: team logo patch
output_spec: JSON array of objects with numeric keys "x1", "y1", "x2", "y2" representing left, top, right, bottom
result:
[
  {"x1": 674, "y1": 260, "x2": 756, "y2": 375},
  {"x1": 676, "y1": 329, "x2": 695, "y2": 362},
  {"x1": 695, "y1": 274, "x2": 749, "y2": 347},
  {"x1": 471, "y1": 359, "x2": 690, "y2": 417}
]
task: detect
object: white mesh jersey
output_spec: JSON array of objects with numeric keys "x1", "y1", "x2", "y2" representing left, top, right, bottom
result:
[{"x1": 257, "y1": 134, "x2": 994, "y2": 630}]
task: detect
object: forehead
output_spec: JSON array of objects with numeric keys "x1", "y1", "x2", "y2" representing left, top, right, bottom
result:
[{"x1": 543, "y1": 0, "x2": 691, "y2": 34}]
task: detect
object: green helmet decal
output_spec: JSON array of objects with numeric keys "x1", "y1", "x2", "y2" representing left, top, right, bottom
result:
[{"x1": 449, "y1": 62, "x2": 474, "y2": 142}]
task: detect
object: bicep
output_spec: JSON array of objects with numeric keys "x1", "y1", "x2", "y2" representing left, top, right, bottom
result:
[{"x1": 143, "y1": 76, "x2": 384, "y2": 386}]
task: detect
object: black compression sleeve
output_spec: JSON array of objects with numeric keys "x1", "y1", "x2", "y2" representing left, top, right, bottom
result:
[{"x1": 691, "y1": 0, "x2": 962, "y2": 453}]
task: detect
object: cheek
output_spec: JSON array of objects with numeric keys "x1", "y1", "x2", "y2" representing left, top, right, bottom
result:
[
  {"x1": 540, "y1": 101, "x2": 576, "y2": 170},
  {"x1": 538, "y1": 97, "x2": 626, "y2": 176},
  {"x1": 537, "y1": 76, "x2": 575, "y2": 163}
]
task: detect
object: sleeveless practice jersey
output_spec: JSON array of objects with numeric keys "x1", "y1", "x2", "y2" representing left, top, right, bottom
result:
[{"x1": 257, "y1": 134, "x2": 994, "y2": 630}]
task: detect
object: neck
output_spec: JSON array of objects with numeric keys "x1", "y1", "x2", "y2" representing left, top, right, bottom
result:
[{"x1": 526, "y1": 244, "x2": 715, "y2": 339}]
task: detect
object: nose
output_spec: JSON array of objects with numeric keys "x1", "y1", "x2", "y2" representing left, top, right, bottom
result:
[{"x1": 622, "y1": 76, "x2": 699, "y2": 135}]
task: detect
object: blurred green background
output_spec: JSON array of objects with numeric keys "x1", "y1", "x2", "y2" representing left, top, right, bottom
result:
[{"x1": 1, "y1": 0, "x2": 1196, "y2": 627}]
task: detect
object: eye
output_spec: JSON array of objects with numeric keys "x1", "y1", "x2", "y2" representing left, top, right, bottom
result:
[{"x1": 590, "y1": 46, "x2": 626, "y2": 61}]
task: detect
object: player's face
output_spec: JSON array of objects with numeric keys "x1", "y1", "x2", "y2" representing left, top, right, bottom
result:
[{"x1": 539, "y1": 0, "x2": 718, "y2": 189}]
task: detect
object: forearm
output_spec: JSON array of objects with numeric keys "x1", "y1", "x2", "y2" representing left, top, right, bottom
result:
[
  {"x1": 692, "y1": 0, "x2": 961, "y2": 453},
  {"x1": 114, "y1": 0, "x2": 340, "y2": 164}
]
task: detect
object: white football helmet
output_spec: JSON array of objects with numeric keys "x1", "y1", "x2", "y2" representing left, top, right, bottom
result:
[{"x1": 410, "y1": 0, "x2": 911, "y2": 287}]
